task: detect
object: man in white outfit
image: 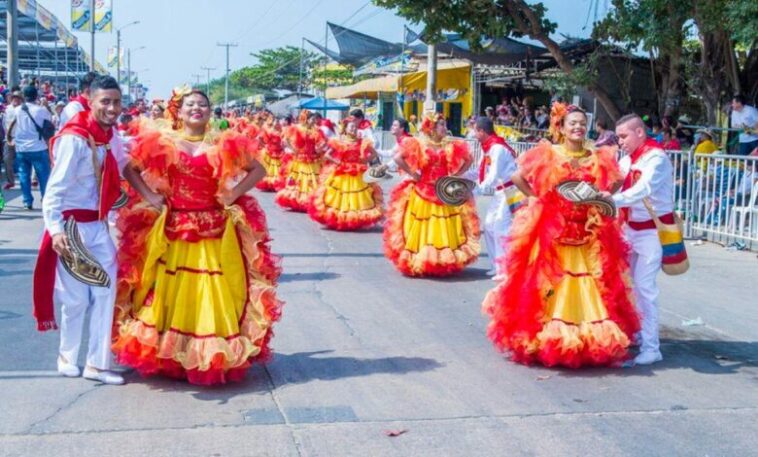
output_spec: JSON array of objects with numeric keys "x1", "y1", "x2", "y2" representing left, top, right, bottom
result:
[
  {"x1": 610, "y1": 113, "x2": 674, "y2": 366},
  {"x1": 34, "y1": 75, "x2": 127, "y2": 385},
  {"x1": 376, "y1": 118, "x2": 412, "y2": 173},
  {"x1": 471, "y1": 117, "x2": 519, "y2": 280},
  {"x1": 58, "y1": 71, "x2": 97, "y2": 130}
]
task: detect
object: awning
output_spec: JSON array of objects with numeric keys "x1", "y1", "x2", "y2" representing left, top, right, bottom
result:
[
  {"x1": 325, "y1": 75, "x2": 399, "y2": 99},
  {"x1": 298, "y1": 96, "x2": 349, "y2": 111}
]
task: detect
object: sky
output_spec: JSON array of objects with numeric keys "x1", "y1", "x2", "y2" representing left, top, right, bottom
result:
[{"x1": 43, "y1": 0, "x2": 609, "y2": 98}]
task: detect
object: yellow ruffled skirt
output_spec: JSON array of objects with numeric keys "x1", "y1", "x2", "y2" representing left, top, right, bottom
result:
[
  {"x1": 275, "y1": 159, "x2": 322, "y2": 211},
  {"x1": 384, "y1": 183, "x2": 480, "y2": 276},
  {"x1": 257, "y1": 150, "x2": 284, "y2": 191},
  {"x1": 308, "y1": 171, "x2": 383, "y2": 230}
]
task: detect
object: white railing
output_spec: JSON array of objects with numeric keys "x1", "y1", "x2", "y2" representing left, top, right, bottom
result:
[{"x1": 376, "y1": 130, "x2": 758, "y2": 249}]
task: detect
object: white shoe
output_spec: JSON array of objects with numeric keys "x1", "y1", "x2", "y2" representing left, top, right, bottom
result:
[
  {"x1": 486, "y1": 269, "x2": 497, "y2": 276},
  {"x1": 631, "y1": 350, "x2": 663, "y2": 366},
  {"x1": 491, "y1": 274, "x2": 506, "y2": 281},
  {"x1": 83, "y1": 367, "x2": 125, "y2": 385},
  {"x1": 57, "y1": 356, "x2": 80, "y2": 377}
]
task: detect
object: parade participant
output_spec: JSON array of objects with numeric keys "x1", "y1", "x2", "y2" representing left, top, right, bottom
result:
[
  {"x1": 609, "y1": 113, "x2": 675, "y2": 366},
  {"x1": 472, "y1": 117, "x2": 520, "y2": 280},
  {"x1": 350, "y1": 108, "x2": 374, "y2": 143},
  {"x1": 383, "y1": 113, "x2": 480, "y2": 276},
  {"x1": 112, "y1": 86, "x2": 283, "y2": 385},
  {"x1": 59, "y1": 72, "x2": 97, "y2": 129},
  {"x1": 35, "y1": 75, "x2": 127, "y2": 385},
  {"x1": 275, "y1": 110, "x2": 326, "y2": 211},
  {"x1": 210, "y1": 107, "x2": 230, "y2": 131},
  {"x1": 482, "y1": 103, "x2": 639, "y2": 368},
  {"x1": 308, "y1": 121, "x2": 383, "y2": 230},
  {"x1": 376, "y1": 118, "x2": 412, "y2": 173},
  {"x1": 149, "y1": 100, "x2": 166, "y2": 121},
  {"x1": 256, "y1": 116, "x2": 286, "y2": 191},
  {"x1": 314, "y1": 112, "x2": 336, "y2": 139}
]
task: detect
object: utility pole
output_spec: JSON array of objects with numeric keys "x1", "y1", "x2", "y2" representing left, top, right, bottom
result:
[
  {"x1": 298, "y1": 37, "x2": 305, "y2": 97},
  {"x1": 201, "y1": 66, "x2": 215, "y2": 95},
  {"x1": 127, "y1": 49, "x2": 131, "y2": 103},
  {"x1": 7, "y1": 0, "x2": 19, "y2": 88},
  {"x1": 424, "y1": 43, "x2": 438, "y2": 115},
  {"x1": 217, "y1": 42, "x2": 238, "y2": 108},
  {"x1": 191, "y1": 74, "x2": 202, "y2": 87},
  {"x1": 89, "y1": 0, "x2": 96, "y2": 70},
  {"x1": 116, "y1": 21, "x2": 140, "y2": 92}
]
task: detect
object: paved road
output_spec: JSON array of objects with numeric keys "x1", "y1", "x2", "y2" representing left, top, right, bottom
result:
[{"x1": 1, "y1": 183, "x2": 756, "y2": 457}]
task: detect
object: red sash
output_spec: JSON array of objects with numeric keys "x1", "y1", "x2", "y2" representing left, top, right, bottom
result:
[
  {"x1": 33, "y1": 112, "x2": 120, "y2": 332},
  {"x1": 620, "y1": 138, "x2": 660, "y2": 222},
  {"x1": 478, "y1": 134, "x2": 515, "y2": 183}
]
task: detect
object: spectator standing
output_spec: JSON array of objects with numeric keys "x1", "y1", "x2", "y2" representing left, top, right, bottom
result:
[
  {"x1": 730, "y1": 94, "x2": 758, "y2": 156},
  {"x1": 3, "y1": 90, "x2": 22, "y2": 190},
  {"x1": 661, "y1": 128, "x2": 682, "y2": 150},
  {"x1": 9, "y1": 85, "x2": 52, "y2": 209},
  {"x1": 59, "y1": 72, "x2": 97, "y2": 130},
  {"x1": 594, "y1": 119, "x2": 618, "y2": 147}
]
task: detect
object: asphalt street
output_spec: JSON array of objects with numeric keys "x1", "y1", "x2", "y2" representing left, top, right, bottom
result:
[{"x1": 0, "y1": 182, "x2": 756, "y2": 457}]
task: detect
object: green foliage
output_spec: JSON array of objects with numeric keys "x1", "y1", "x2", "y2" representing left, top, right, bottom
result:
[{"x1": 230, "y1": 46, "x2": 322, "y2": 92}]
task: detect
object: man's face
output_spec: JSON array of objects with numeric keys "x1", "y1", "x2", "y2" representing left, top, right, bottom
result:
[
  {"x1": 616, "y1": 121, "x2": 646, "y2": 153},
  {"x1": 475, "y1": 127, "x2": 487, "y2": 143},
  {"x1": 732, "y1": 99, "x2": 744, "y2": 112},
  {"x1": 136, "y1": 99, "x2": 147, "y2": 113},
  {"x1": 390, "y1": 120, "x2": 400, "y2": 135},
  {"x1": 90, "y1": 88, "x2": 123, "y2": 128}
]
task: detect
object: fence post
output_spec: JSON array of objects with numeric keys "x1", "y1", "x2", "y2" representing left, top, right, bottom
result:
[{"x1": 684, "y1": 146, "x2": 696, "y2": 238}]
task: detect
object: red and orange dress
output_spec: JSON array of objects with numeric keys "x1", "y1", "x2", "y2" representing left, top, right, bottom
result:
[
  {"x1": 384, "y1": 136, "x2": 480, "y2": 276},
  {"x1": 275, "y1": 125, "x2": 326, "y2": 211},
  {"x1": 112, "y1": 126, "x2": 283, "y2": 385},
  {"x1": 308, "y1": 135, "x2": 383, "y2": 230},
  {"x1": 256, "y1": 125, "x2": 286, "y2": 192},
  {"x1": 482, "y1": 142, "x2": 639, "y2": 368}
]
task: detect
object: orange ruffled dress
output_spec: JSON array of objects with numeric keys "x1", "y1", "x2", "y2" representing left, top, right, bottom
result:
[
  {"x1": 383, "y1": 136, "x2": 480, "y2": 276},
  {"x1": 112, "y1": 127, "x2": 283, "y2": 385},
  {"x1": 275, "y1": 125, "x2": 326, "y2": 211},
  {"x1": 308, "y1": 136, "x2": 383, "y2": 230},
  {"x1": 256, "y1": 126, "x2": 286, "y2": 192},
  {"x1": 482, "y1": 141, "x2": 640, "y2": 368}
]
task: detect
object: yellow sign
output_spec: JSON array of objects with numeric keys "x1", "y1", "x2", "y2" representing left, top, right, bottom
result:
[{"x1": 71, "y1": 0, "x2": 112, "y2": 33}]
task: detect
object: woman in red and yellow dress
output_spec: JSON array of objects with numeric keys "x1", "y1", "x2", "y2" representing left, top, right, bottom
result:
[
  {"x1": 256, "y1": 116, "x2": 287, "y2": 192},
  {"x1": 275, "y1": 110, "x2": 326, "y2": 211},
  {"x1": 482, "y1": 104, "x2": 639, "y2": 368},
  {"x1": 308, "y1": 120, "x2": 383, "y2": 230},
  {"x1": 113, "y1": 87, "x2": 283, "y2": 385},
  {"x1": 383, "y1": 114, "x2": 480, "y2": 276}
]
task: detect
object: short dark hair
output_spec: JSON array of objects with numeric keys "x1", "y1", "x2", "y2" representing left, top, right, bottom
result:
[
  {"x1": 214, "y1": 107, "x2": 223, "y2": 115},
  {"x1": 22, "y1": 85, "x2": 38, "y2": 101},
  {"x1": 596, "y1": 119, "x2": 608, "y2": 130},
  {"x1": 615, "y1": 113, "x2": 644, "y2": 128},
  {"x1": 349, "y1": 108, "x2": 364, "y2": 119},
  {"x1": 733, "y1": 94, "x2": 747, "y2": 105},
  {"x1": 89, "y1": 75, "x2": 121, "y2": 93},
  {"x1": 80, "y1": 72, "x2": 98, "y2": 91},
  {"x1": 395, "y1": 117, "x2": 409, "y2": 133},
  {"x1": 475, "y1": 116, "x2": 495, "y2": 134}
]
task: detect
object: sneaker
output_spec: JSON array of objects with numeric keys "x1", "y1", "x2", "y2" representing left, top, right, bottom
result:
[
  {"x1": 629, "y1": 350, "x2": 663, "y2": 367},
  {"x1": 57, "y1": 356, "x2": 81, "y2": 377},
  {"x1": 24, "y1": 203, "x2": 33, "y2": 210},
  {"x1": 485, "y1": 269, "x2": 497, "y2": 276},
  {"x1": 491, "y1": 274, "x2": 506, "y2": 282},
  {"x1": 82, "y1": 367, "x2": 125, "y2": 385}
]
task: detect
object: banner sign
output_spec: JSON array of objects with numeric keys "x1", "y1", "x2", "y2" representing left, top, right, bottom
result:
[{"x1": 72, "y1": 0, "x2": 112, "y2": 33}]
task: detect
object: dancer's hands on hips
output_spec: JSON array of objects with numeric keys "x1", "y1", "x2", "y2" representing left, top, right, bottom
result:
[{"x1": 145, "y1": 191, "x2": 165, "y2": 209}]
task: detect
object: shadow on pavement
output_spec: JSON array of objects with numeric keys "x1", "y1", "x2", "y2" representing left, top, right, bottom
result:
[
  {"x1": 268, "y1": 350, "x2": 443, "y2": 385},
  {"x1": 421, "y1": 267, "x2": 493, "y2": 283},
  {"x1": 279, "y1": 271, "x2": 341, "y2": 282}
]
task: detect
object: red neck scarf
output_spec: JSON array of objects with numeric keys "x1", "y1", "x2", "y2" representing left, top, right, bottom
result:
[
  {"x1": 478, "y1": 134, "x2": 515, "y2": 183},
  {"x1": 619, "y1": 138, "x2": 660, "y2": 222},
  {"x1": 358, "y1": 119, "x2": 372, "y2": 130},
  {"x1": 33, "y1": 112, "x2": 120, "y2": 331},
  {"x1": 72, "y1": 94, "x2": 90, "y2": 111}
]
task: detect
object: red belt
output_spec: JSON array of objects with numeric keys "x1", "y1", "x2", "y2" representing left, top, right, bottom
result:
[
  {"x1": 32, "y1": 209, "x2": 102, "y2": 331},
  {"x1": 495, "y1": 181, "x2": 514, "y2": 191},
  {"x1": 628, "y1": 212, "x2": 674, "y2": 230}
]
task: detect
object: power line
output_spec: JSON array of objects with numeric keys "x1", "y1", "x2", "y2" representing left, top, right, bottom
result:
[
  {"x1": 255, "y1": 0, "x2": 326, "y2": 48},
  {"x1": 201, "y1": 66, "x2": 216, "y2": 94},
  {"x1": 217, "y1": 42, "x2": 238, "y2": 107}
]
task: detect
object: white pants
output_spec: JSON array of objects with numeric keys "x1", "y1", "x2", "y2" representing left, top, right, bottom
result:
[
  {"x1": 483, "y1": 193, "x2": 512, "y2": 275},
  {"x1": 625, "y1": 227, "x2": 663, "y2": 354},
  {"x1": 54, "y1": 220, "x2": 117, "y2": 370}
]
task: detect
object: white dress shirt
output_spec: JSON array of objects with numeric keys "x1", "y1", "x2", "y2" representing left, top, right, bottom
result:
[
  {"x1": 43, "y1": 132, "x2": 127, "y2": 235},
  {"x1": 613, "y1": 147, "x2": 674, "y2": 221},
  {"x1": 477, "y1": 143, "x2": 517, "y2": 195}
]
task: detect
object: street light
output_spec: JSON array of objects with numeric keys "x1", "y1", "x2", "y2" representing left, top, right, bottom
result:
[
  {"x1": 127, "y1": 46, "x2": 146, "y2": 104},
  {"x1": 116, "y1": 20, "x2": 140, "y2": 87}
]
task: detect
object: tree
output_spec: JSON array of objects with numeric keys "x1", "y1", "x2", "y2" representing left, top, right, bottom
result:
[
  {"x1": 374, "y1": 0, "x2": 624, "y2": 119},
  {"x1": 231, "y1": 46, "x2": 322, "y2": 92}
]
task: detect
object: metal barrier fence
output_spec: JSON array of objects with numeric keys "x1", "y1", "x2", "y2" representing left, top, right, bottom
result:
[{"x1": 376, "y1": 130, "x2": 758, "y2": 249}]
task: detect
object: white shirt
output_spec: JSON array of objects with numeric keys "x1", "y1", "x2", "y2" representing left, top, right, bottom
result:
[
  {"x1": 477, "y1": 143, "x2": 518, "y2": 195},
  {"x1": 731, "y1": 105, "x2": 758, "y2": 143},
  {"x1": 358, "y1": 125, "x2": 375, "y2": 144},
  {"x1": 613, "y1": 148, "x2": 674, "y2": 222},
  {"x1": 43, "y1": 132, "x2": 127, "y2": 235},
  {"x1": 58, "y1": 100, "x2": 85, "y2": 131},
  {"x1": 11, "y1": 103, "x2": 52, "y2": 152}
]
